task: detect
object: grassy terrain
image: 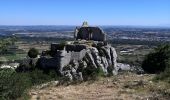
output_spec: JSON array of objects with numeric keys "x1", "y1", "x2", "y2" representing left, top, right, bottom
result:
[
  {"x1": 0, "y1": 54, "x2": 26, "y2": 62},
  {"x1": 114, "y1": 45, "x2": 154, "y2": 66},
  {"x1": 29, "y1": 72, "x2": 170, "y2": 100}
]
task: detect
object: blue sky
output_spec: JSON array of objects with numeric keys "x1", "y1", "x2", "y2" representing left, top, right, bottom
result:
[{"x1": 0, "y1": 0, "x2": 170, "y2": 26}]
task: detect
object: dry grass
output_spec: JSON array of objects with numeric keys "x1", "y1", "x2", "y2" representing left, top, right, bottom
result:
[{"x1": 28, "y1": 72, "x2": 170, "y2": 100}]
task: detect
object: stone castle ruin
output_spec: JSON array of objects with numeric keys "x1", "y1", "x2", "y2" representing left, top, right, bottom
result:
[
  {"x1": 74, "y1": 22, "x2": 106, "y2": 41},
  {"x1": 36, "y1": 22, "x2": 118, "y2": 81}
]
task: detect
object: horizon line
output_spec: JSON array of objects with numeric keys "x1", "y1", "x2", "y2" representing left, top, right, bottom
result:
[{"x1": 0, "y1": 24, "x2": 170, "y2": 28}]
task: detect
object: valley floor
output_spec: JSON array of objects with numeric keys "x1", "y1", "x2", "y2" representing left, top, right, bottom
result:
[{"x1": 29, "y1": 73, "x2": 170, "y2": 100}]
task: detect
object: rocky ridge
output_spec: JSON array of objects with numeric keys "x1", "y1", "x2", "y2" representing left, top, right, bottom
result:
[{"x1": 60, "y1": 43, "x2": 118, "y2": 81}]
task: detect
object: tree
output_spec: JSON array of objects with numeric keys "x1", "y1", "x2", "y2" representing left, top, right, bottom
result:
[
  {"x1": 28, "y1": 48, "x2": 39, "y2": 58},
  {"x1": 142, "y1": 44, "x2": 170, "y2": 73},
  {"x1": 0, "y1": 37, "x2": 18, "y2": 55}
]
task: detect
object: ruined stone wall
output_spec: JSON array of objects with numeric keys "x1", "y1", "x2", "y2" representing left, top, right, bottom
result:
[
  {"x1": 65, "y1": 44, "x2": 87, "y2": 52},
  {"x1": 76, "y1": 27, "x2": 106, "y2": 41},
  {"x1": 58, "y1": 50, "x2": 72, "y2": 71},
  {"x1": 70, "y1": 49, "x2": 87, "y2": 61},
  {"x1": 58, "y1": 49, "x2": 87, "y2": 69},
  {"x1": 50, "y1": 44, "x2": 87, "y2": 69},
  {"x1": 50, "y1": 46, "x2": 87, "y2": 71}
]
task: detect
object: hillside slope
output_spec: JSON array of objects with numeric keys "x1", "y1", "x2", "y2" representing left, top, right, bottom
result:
[{"x1": 29, "y1": 73, "x2": 170, "y2": 100}]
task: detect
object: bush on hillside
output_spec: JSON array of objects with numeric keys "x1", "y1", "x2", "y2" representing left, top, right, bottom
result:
[
  {"x1": 142, "y1": 44, "x2": 170, "y2": 73},
  {"x1": 28, "y1": 48, "x2": 39, "y2": 58},
  {"x1": 154, "y1": 61, "x2": 170, "y2": 82},
  {"x1": 82, "y1": 66, "x2": 105, "y2": 81},
  {"x1": 0, "y1": 68, "x2": 58, "y2": 100}
]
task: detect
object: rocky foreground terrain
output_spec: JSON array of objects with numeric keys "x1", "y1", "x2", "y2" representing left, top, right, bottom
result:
[{"x1": 29, "y1": 72, "x2": 170, "y2": 100}]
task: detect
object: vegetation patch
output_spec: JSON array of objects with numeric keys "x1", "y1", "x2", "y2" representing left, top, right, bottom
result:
[
  {"x1": 142, "y1": 44, "x2": 170, "y2": 74},
  {"x1": 0, "y1": 68, "x2": 58, "y2": 100},
  {"x1": 141, "y1": 44, "x2": 170, "y2": 84},
  {"x1": 28, "y1": 48, "x2": 39, "y2": 58}
]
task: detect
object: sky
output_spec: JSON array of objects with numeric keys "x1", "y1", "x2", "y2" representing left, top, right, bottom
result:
[{"x1": 0, "y1": 0, "x2": 170, "y2": 26}]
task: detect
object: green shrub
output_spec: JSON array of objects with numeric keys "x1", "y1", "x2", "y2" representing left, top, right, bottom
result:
[
  {"x1": 83, "y1": 66, "x2": 104, "y2": 81},
  {"x1": 154, "y1": 61, "x2": 170, "y2": 82},
  {"x1": 0, "y1": 69, "x2": 31, "y2": 100},
  {"x1": 142, "y1": 44, "x2": 170, "y2": 73},
  {"x1": 28, "y1": 48, "x2": 39, "y2": 58},
  {"x1": 0, "y1": 68, "x2": 58, "y2": 100}
]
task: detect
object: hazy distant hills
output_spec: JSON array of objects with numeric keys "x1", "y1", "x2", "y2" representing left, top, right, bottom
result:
[
  {"x1": 0, "y1": 26, "x2": 75, "y2": 32},
  {"x1": 0, "y1": 26, "x2": 76, "y2": 37},
  {"x1": 0, "y1": 25, "x2": 170, "y2": 41}
]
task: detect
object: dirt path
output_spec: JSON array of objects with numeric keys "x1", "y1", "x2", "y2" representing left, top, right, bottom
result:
[{"x1": 29, "y1": 73, "x2": 169, "y2": 100}]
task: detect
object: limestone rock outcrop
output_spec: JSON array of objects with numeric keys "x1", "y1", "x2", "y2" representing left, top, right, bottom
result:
[{"x1": 60, "y1": 44, "x2": 118, "y2": 81}]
